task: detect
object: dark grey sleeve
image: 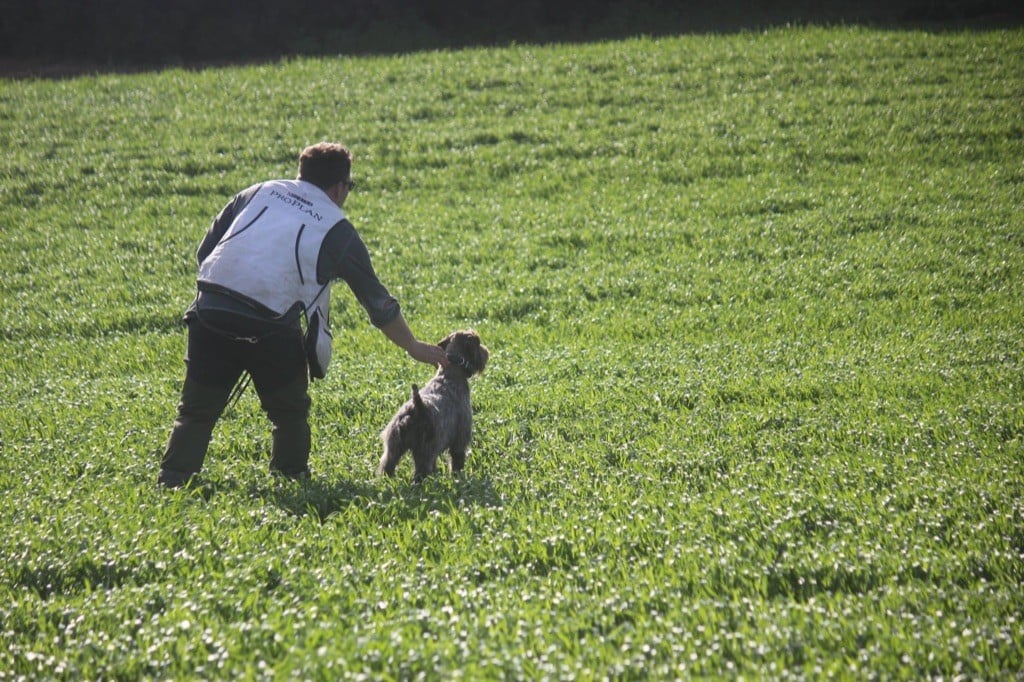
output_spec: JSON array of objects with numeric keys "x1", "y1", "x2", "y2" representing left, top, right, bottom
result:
[
  {"x1": 317, "y1": 220, "x2": 401, "y2": 328},
  {"x1": 195, "y1": 183, "x2": 263, "y2": 266}
]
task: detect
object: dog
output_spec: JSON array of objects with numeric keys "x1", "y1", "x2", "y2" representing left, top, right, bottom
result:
[{"x1": 378, "y1": 330, "x2": 489, "y2": 483}]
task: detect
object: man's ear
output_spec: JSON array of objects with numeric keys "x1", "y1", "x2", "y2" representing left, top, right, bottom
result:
[{"x1": 327, "y1": 181, "x2": 343, "y2": 204}]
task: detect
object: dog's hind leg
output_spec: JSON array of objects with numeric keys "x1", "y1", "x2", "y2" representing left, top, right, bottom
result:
[
  {"x1": 411, "y1": 447, "x2": 439, "y2": 484},
  {"x1": 378, "y1": 426, "x2": 406, "y2": 477}
]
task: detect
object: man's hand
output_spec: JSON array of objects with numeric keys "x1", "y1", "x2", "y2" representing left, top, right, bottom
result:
[
  {"x1": 379, "y1": 314, "x2": 448, "y2": 368},
  {"x1": 406, "y1": 341, "x2": 448, "y2": 368}
]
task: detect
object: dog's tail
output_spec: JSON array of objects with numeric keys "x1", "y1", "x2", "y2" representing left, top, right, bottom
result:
[
  {"x1": 410, "y1": 385, "x2": 435, "y2": 441},
  {"x1": 411, "y1": 384, "x2": 426, "y2": 415}
]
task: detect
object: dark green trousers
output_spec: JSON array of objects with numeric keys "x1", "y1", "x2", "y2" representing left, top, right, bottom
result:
[{"x1": 159, "y1": 318, "x2": 311, "y2": 486}]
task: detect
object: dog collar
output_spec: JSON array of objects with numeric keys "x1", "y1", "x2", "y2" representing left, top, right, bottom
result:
[{"x1": 446, "y1": 352, "x2": 474, "y2": 374}]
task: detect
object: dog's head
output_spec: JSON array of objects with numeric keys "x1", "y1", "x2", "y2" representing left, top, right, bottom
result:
[{"x1": 439, "y1": 330, "x2": 489, "y2": 377}]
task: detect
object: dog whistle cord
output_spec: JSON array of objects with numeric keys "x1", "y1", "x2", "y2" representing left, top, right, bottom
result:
[{"x1": 225, "y1": 372, "x2": 252, "y2": 416}]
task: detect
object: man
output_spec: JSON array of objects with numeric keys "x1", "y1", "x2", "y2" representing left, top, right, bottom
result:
[{"x1": 158, "y1": 142, "x2": 446, "y2": 487}]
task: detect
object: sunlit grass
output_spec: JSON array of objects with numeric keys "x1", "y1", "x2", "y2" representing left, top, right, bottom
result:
[{"x1": 1, "y1": 26, "x2": 1022, "y2": 679}]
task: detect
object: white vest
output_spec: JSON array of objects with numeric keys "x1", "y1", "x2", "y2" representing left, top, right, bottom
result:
[{"x1": 198, "y1": 179, "x2": 344, "y2": 317}]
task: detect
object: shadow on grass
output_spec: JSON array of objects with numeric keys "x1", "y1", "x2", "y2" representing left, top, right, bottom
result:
[{"x1": 256, "y1": 473, "x2": 503, "y2": 523}]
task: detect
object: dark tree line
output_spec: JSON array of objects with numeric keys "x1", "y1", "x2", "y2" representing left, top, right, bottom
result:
[{"x1": 1, "y1": 0, "x2": 1017, "y2": 67}]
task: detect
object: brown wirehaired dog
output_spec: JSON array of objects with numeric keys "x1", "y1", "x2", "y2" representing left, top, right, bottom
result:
[{"x1": 378, "y1": 330, "x2": 489, "y2": 483}]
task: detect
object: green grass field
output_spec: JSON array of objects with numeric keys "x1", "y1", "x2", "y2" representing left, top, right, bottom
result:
[{"x1": 1, "y1": 25, "x2": 1022, "y2": 679}]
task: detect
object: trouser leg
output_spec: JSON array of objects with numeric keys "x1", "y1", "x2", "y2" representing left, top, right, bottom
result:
[
  {"x1": 159, "y1": 320, "x2": 243, "y2": 486},
  {"x1": 263, "y1": 374, "x2": 312, "y2": 476},
  {"x1": 248, "y1": 327, "x2": 311, "y2": 477},
  {"x1": 159, "y1": 377, "x2": 235, "y2": 484}
]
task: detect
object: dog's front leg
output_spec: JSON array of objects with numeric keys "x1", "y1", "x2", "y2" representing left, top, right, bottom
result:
[{"x1": 450, "y1": 448, "x2": 466, "y2": 474}]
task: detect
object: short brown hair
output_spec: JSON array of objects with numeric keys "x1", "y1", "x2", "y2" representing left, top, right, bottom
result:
[{"x1": 297, "y1": 142, "x2": 352, "y2": 190}]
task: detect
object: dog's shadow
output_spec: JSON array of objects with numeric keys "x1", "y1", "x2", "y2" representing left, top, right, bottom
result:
[{"x1": 261, "y1": 473, "x2": 503, "y2": 522}]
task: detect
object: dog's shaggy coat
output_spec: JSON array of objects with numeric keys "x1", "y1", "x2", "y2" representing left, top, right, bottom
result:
[{"x1": 378, "y1": 330, "x2": 489, "y2": 482}]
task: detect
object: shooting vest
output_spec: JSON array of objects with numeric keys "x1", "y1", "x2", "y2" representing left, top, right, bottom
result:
[{"x1": 197, "y1": 179, "x2": 343, "y2": 318}]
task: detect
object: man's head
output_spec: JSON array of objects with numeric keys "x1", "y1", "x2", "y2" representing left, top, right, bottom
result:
[{"x1": 298, "y1": 142, "x2": 354, "y2": 205}]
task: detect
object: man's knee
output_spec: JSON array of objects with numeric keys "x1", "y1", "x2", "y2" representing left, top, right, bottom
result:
[
  {"x1": 258, "y1": 376, "x2": 311, "y2": 426},
  {"x1": 177, "y1": 378, "x2": 234, "y2": 422}
]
